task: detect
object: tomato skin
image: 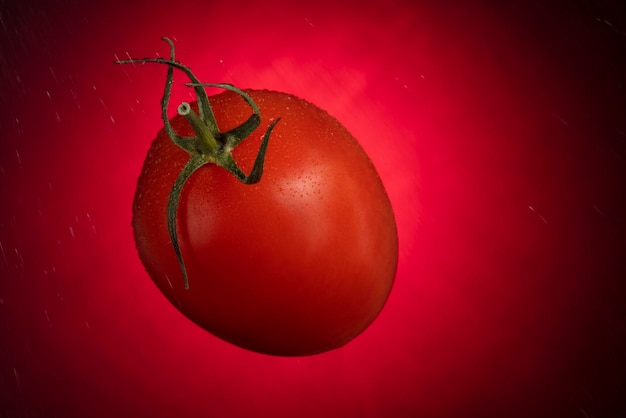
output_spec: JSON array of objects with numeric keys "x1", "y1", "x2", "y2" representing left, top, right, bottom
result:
[{"x1": 132, "y1": 89, "x2": 398, "y2": 356}]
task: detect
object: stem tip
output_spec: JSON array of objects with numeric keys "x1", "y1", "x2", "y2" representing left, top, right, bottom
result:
[{"x1": 178, "y1": 102, "x2": 192, "y2": 116}]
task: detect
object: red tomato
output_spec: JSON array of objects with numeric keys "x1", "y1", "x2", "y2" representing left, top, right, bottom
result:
[{"x1": 132, "y1": 88, "x2": 398, "y2": 356}]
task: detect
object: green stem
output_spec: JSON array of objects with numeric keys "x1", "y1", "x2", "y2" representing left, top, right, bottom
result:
[
  {"x1": 116, "y1": 38, "x2": 282, "y2": 290},
  {"x1": 177, "y1": 102, "x2": 219, "y2": 155}
]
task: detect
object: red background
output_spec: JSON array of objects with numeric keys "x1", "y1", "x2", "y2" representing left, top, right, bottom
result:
[{"x1": 1, "y1": 0, "x2": 625, "y2": 417}]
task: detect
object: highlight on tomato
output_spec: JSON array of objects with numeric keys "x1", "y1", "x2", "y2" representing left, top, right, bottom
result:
[{"x1": 116, "y1": 38, "x2": 398, "y2": 356}]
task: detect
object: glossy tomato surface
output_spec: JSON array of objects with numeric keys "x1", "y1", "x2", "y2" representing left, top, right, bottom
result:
[
  {"x1": 133, "y1": 90, "x2": 398, "y2": 355},
  {"x1": 1, "y1": 0, "x2": 625, "y2": 417}
]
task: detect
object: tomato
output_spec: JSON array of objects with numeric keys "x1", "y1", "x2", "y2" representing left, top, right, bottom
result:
[{"x1": 130, "y1": 58, "x2": 398, "y2": 356}]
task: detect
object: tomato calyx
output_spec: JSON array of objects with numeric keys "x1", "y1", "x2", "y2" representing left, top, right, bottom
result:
[{"x1": 115, "y1": 37, "x2": 281, "y2": 289}]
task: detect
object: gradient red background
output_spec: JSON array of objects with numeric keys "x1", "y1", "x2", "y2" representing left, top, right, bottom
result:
[{"x1": 1, "y1": 1, "x2": 625, "y2": 417}]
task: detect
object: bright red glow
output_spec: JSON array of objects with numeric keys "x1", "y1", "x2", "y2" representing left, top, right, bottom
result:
[{"x1": 1, "y1": 1, "x2": 625, "y2": 417}]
